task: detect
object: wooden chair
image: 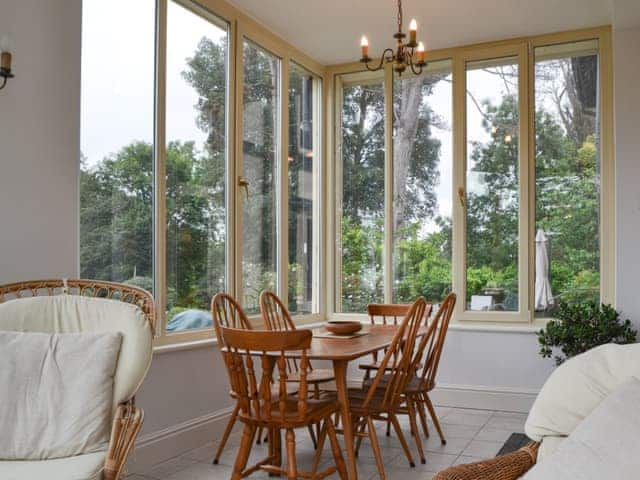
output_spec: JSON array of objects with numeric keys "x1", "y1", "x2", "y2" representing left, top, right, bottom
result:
[
  {"x1": 0, "y1": 279, "x2": 155, "y2": 480},
  {"x1": 221, "y1": 326, "x2": 347, "y2": 480},
  {"x1": 358, "y1": 303, "x2": 432, "y2": 379},
  {"x1": 347, "y1": 297, "x2": 428, "y2": 480},
  {"x1": 404, "y1": 293, "x2": 456, "y2": 448},
  {"x1": 260, "y1": 291, "x2": 335, "y2": 446},
  {"x1": 211, "y1": 293, "x2": 254, "y2": 465},
  {"x1": 260, "y1": 291, "x2": 335, "y2": 394},
  {"x1": 358, "y1": 302, "x2": 432, "y2": 439},
  {"x1": 363, "y1": 293, "x2": 456, "y2": 464}
]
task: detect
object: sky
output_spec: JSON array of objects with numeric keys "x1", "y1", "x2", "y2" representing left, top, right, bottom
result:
[{"x1": 81, "y1": 0, "x2": 226, "y2": 167}]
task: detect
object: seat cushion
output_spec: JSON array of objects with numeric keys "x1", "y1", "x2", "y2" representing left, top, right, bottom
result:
[
  {"x1": 525, "y1": 343, "x2": 640, "y2": 459},
  {"x1": 523, "y1": 377, "x2": 640, "y2": 479},
  {"x1": 0, "y1": 450, "x2": 105, "y2": 480},
  {"x1": 0, "y1": 331, "x2": 121, "y2": 460},
  {"x1": 0, "y1": 295, "x2": 153, "y2": 415}
]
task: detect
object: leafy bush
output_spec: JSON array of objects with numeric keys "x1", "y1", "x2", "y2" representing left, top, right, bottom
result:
[{"x1": 538, "y1": 301, "x2": 637, "y2": 365}]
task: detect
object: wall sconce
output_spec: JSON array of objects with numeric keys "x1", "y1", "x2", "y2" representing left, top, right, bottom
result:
[{"x1": 0, "y1": 34, "x2": 15, "y2": 90}]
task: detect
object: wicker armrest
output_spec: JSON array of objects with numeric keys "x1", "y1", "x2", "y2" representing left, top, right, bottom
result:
[
  {"x1": 103, "y1": 402, "x2": 145, "y2": 480},
  {"x1": 433, "y1": 442, "x2": 539, "y2": 480}
]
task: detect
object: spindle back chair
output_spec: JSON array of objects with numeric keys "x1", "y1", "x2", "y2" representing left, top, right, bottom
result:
[{"x1": 221, "y1": 327, "x2": 346, "y2": 480}]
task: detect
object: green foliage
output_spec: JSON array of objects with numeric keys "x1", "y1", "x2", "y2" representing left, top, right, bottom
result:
[{"x1": 538, "y1": 301, "x2": 637, "y2": 365}]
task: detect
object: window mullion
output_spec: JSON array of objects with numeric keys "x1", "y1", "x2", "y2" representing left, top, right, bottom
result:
[
  {"x1": 154, "y1": 0, "x2": 168, "y2": 338},
  {"x1": 279, "y1": 59, "x2": 290, "y2": 305},
  {"x1": 383, "y1": 63, "x2": 394, "y2": 304}
]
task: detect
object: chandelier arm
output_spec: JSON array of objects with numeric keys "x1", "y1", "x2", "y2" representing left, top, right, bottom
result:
[
  {"x1": 0, "y1": 76, "x2": 7, "y2": 90},
  {"x1": 408, "y1": 60, "x2": 424, "y2": 76},
  {"x1": 364, "y1": 48, "x2": 396, "y2": 72}
]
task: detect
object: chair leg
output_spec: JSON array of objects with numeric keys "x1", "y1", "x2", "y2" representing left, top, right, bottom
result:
[
  {"x1": 285, "y1": 429, "x2": 297, "y2": 480},
  {"x1": 307, "y1": 424, "x2": 318, "y2": 449},
  {"x1": 424, "y1": 393, "x2": 446, "y2": 445},
  {"x1": 354, "y1": 417, "x2": 366, "y2": 457},
  {"x1": 415, "y1": 395, "x2": 430, "y2": 439},
  {"x1": 232, "y1": 424, "x2": 256, "y2": 480},
  {"x1": 257, "y1": 427, "x2": 263, "y2": 445},
  {"x1": 386, "y1": 419, "x2": 392, "y2": 437},
  {"x1": 407, "y1": 399, "x2": 426, "y2": 464},
  {"x1": 214, "y1": 403, "x2": 239, "y2": 464},
  {"x1": 311, "y1": 420, "x2": 328, "y2": 474},
  {"x1": 390, "y1": 413, "x2": 415, "y2": 468},
  {"x1": 326, "y1": 418, "x2": 347, "y2": 480},
  {"x1": 367, "y1": 416, "x2": 386, "y2": 480}
]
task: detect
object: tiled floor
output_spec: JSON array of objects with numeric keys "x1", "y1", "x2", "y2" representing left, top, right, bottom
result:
[{"x1": 127, "y1": 407, "x2": 527, "y2": 480}]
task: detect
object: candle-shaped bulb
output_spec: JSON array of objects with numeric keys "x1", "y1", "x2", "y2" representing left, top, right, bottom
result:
[
  {"x1": 360, "y1": 36, "x2": 369, "y2": 59},
  {"x1": 417, "y1": 41, "x2": 425, "y2": 63},
  {"x1": 409, "y1": 19, "x2": 417, "y2": 44},
  {"x1": 0, "y1": 34, "x2": 12, "y2": 71}
]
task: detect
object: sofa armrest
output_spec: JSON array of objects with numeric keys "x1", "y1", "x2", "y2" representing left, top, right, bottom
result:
[
  {"x1": 103, "y1": 401, "x2": 145, "y2": 480},
  {"x1": 433, "y1": 442, "x2": 539, "y2": 480}
]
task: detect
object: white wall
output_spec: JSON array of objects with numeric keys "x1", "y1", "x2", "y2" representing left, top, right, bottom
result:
[
  {"x1": 0, "y1": 0, "x2": 81, "y2": 282},
  {"x1": 1, "y1": 0, "x2": 639, "y2": 470},
  {"x1": 614, "y1": 26, "x2": 640, "y2": 329}
]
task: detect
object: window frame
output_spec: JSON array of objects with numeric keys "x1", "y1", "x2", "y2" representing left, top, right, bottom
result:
[{"x1": 326, "y1": 26, "x2": 614, "y2": 327}]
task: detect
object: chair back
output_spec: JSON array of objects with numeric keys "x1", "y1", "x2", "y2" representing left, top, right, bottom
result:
[
  {"x1": 362, "y1": 297, "x2": 428, "y2": 411},
  {"x1": 221, "y1": 327, "x2": 314, "y2": 424},
  {"x1": 211, "y1": 293, "x2": 253, "y2": 347},
  {"x1": 260, "y1": 290, "x2": 296, "y2": 331},
  {"x1": 0, "y1": 278, "x2": 155, "y2": 414},
  {"x1": 413, "y1": 293, "x2": 456, "y2": 390},
  {"x1": 367, "y1": 303, "x2": 411, "y2": 325}
]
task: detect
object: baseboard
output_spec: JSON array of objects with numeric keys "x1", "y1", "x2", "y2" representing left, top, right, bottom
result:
[
  {"x1": 127, "y1": 382, "x2": 537, "y2": 470},
  {"x1": 126, "y1": 405, "x2": 235, "y2": 474},
  {"x1": 430, "y1": 383, "x2": 538, "y2": 413}
]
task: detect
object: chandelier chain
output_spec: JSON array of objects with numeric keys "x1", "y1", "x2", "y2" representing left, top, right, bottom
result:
[{"x1": 397, "y1": 0, "x2": 403, "y2": 33}]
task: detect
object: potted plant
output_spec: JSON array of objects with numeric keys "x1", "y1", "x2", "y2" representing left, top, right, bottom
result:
[{"x1": 538, "y1": 300, "x2": 637, "y2": 365}]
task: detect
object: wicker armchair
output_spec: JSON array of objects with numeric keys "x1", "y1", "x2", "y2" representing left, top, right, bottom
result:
[
  {"x1": 0, "y1": 279, "x2": 156, "y2": 480},
  {"x1": 433, "y1": 442, "x2": 539, "y2": 480}
]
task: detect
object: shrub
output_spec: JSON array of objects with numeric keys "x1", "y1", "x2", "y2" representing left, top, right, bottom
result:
[{"x1": 538, "y1": 300, "x2": 637, "y2": 365}]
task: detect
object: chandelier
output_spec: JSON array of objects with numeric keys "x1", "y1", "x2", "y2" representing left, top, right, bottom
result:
[{"x1": 359, "y1": 0, "x2": 426, "y2": 76}]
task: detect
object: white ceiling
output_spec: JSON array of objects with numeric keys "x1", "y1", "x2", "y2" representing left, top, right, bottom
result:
[{"x1": 226, "y1": 0, "x2": 639, "y2": 65}]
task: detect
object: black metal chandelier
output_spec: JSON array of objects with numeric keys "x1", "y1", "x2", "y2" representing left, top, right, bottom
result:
[{"x1": 359, "y1": 0, "x2": 426, "y2": 76}]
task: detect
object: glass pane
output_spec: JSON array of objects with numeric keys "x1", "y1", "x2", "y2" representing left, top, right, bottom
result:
[
  {"x1": 288, "y1": 63, "x2": 318, "y2": 314},
  {"x1": 392, "y1": 63, "x2": 453, "y2": 304},
  {"x1": 465, "y1": 57, "x2": 519, "y2": 312},
  {"x1": 242, "y1": 41, "x2": 280, "y2": 314},
  {"x1": 80, "y1": 0, "x2": 155, "y2": 293},
  {"x1": 534, "y1": 40, "x2": 600, "y2": 314},
  {"x1": 338, "y1": 79, "x2": 385, "y2": 312},
  {"x1": 165, "y1": 2, "x2": 228, "y2": 331}
]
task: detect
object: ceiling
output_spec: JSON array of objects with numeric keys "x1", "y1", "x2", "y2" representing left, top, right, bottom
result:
[{"x1": 226, "y1": 0, "x2": 640, "y2": 65}]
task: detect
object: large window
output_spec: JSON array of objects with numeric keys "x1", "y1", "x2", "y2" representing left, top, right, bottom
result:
[
  {"x1": 240, "y1": 40, "x2": 280, "y2": 314},
  {"x1": 288, "y1": 63, "x2": 320, "y2": 314},
  {"x1": 80, "y1": 0, "x2": 155, "y2": 289},
  {"x1": 80, "y1": 0, "x2": 323, "y2": 342},
  {"x1": 392, "y1": 62, "x2": 453, "y2": 304},
  {"x1": 164, "y1": 1, "x2": 229, "y2": 330},
  {"x1": 465, "y1": 57, "x2": 520, "y2": 313},
  {"x1": 534, "y1": 40, "x2": 601, "y2": 314},
  {"x1": 332, "y1": 29, "x2": 612, "y2": 323},
  {"x1": 337, "y1": 76, "x2": 385, "y2": 313}
]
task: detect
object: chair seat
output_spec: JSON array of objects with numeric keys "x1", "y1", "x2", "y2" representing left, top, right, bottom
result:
[
  {"x1": 240, "y1": 394, "x2": 340, "y2": 428},
  {"x1": 346, "y1": 388, "x2": 391, "y2": 415},
  {"x1": 359, "y1": 361, "x2": 423, "y2": 372},
  {"x1": 362, "y1": 374, "x2": 434, "y2": 394},
  {"x1": 286, "y1": 368, "x2": 335, "y2": 384},
  {"x1": 0, "y1": 451, "x2": 106, "y2": 480}
]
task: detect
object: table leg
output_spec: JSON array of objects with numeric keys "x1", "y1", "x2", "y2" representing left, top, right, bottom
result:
[{"x1": 333, "y1": 359, "x2": 357, "y2": 480}]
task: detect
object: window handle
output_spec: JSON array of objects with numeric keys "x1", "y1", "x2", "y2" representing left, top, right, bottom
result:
[
  {"x1": 238, "y1": 176, "x2": 250, "y2": 200},
  {"x1": 458, "y1": 187, "x2": 466, "y2": 209}
]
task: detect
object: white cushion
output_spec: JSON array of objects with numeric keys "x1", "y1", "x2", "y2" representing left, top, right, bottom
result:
[
  {"x1": 525, "y1": 343, "x2": 640, "y2": 458},
  {"x1": 524, "y1": 377, "x2": 640, "y2": 479},
  {"x1": 0, "y1": 451, "x2": 106, "y2": 480},
  {"x1": 0, "y1": 331, "x2": 121, "y2": 460},
  {"x1": 0, "y1": 295, "x2": 153, "y2": 416}
]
